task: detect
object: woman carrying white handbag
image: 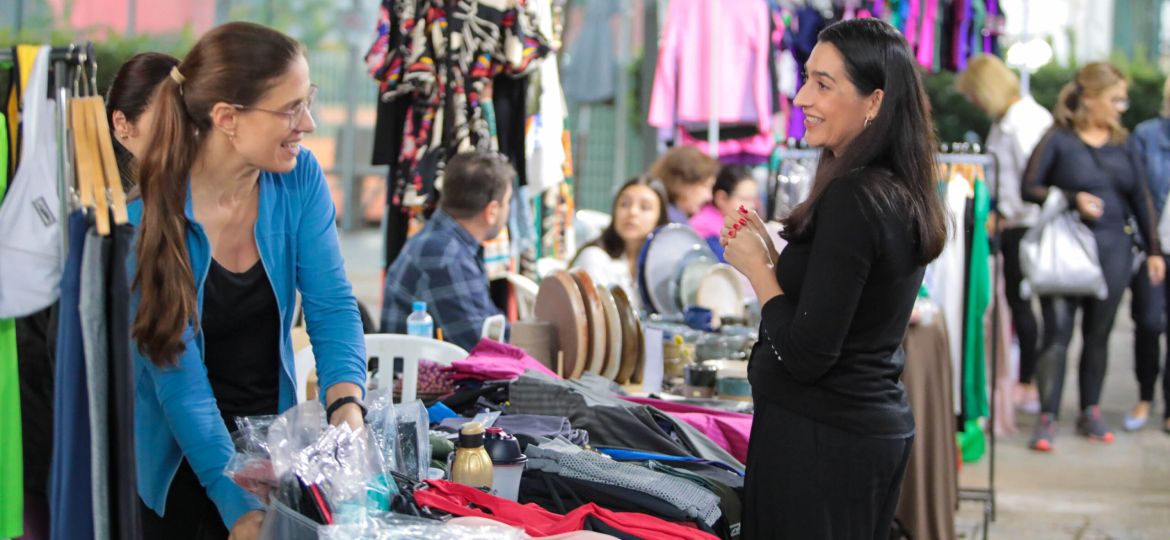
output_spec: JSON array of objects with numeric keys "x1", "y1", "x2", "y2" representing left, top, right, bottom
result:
[{"x1": 1020, "y1": 63, "x2": 1165, "y2": 452}]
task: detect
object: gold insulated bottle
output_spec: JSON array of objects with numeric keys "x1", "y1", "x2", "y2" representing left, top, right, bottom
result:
[{"x1": 450, "y1": 422, "x2": 495, "y2": 490}]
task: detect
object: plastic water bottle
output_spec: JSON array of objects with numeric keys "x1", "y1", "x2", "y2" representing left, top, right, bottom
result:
[{"x1": 406, "y1": 301, "x2": 434, "y2": 338}]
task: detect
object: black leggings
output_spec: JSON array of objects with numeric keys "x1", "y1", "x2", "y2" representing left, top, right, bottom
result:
[
  {"x1": 742, "y1": 400, "x2": 912, "y2": 540},
  {"x1": 1130, "y1": 256, "x2": 1170, "y2": 417},
  {"x1": 140, "y1": 460, "x2": 229, "y2": 540},
  {"x1": 1002, "y1": 227, "x2": 1041, "y2": 384},
  {"x1": 1036, "y1": 238, "x2": 1133, "y2": 417}
]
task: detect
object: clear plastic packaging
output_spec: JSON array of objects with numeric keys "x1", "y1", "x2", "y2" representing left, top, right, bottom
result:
[
  {"x1": 225, "y1": 415, "x2": 279, "y2": 502},
  {"x1": 393, "y1": 400, "x2": 431, "y2": 482},
  {"x1": 319, "y1": 514, "x2": 525, "y2": 540},
  {"x1": 365, "y1": 387, "x2": 400, "y2": 472}
]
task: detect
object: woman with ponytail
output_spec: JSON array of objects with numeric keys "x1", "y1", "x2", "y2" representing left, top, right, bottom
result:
[
  {"x1": 1021, "y1": 62, "x2": 1165, "y2": 451},
  {"x1": 106, "y1": 52, "x2": 180, "y2": 190},
  {"x1": 127, "y1": 22, "x2": 367, "y2": 539}
]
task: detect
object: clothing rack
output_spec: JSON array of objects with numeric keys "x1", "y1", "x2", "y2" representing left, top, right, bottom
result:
[
  {"x1": 3, "y1": 43, "x2": 98, "y2": 255},
  {"x1": 938, "y1": 147, "x2": 1000, "y2": 540}
]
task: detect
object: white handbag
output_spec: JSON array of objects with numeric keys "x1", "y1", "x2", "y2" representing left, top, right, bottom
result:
[{"x1": 1019, "y1": 190, "x2": 1108, "y2": 300}]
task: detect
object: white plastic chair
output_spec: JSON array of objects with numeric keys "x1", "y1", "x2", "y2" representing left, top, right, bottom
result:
[
  {"x1": 505, "y1": 272, "x2": 539, "y2": 320},
  {"x1": 574, "y1": 209, "x2": 612, "y2": 247},
  {"x1": 365, "y1": 333, "x2": 468, "y2": 404},
  {"x1": 481, "y1": 314, "x2": 507, "y2": 342},
  {"x1": 535, "y1": 257, "x2": 567, "y2": 279},
  {"x1": 294, "y1": 333, "x2": 469, "y2": 404}
]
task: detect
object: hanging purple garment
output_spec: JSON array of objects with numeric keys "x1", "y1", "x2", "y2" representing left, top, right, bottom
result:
[
  {"x1": 954, "y1": 0, "x2": 973, "y2": 71},
  {"x1": 984, "y1": 0, "x2": 998, "y2": 53}
]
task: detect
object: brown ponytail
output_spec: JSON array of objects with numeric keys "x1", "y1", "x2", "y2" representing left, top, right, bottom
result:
[
  {"x1": 1052, "y1": 62, "x2": 1128, "y2": 143},
  {"x1": 132, "y1": 22, "x2": 303, "y2": 365}
]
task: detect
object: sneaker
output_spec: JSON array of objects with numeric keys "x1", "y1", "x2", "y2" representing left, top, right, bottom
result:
[
  {"x1": 1124, "y1": 402, "x2": 1150, "y2": 431},
  {"x1": 1029, "y1": 413, "x2": 1056, "y2": 452},
  {"x1": 1076, "y1": 406, "x2": 1114, "y2": 442}
]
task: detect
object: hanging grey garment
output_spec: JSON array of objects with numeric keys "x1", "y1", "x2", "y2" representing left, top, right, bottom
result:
[
  {"x1": 561, "y1": 0, "x2": 620, "y2": 103},
  {"x1": 526, "y1": 438, "x2": 722, "y2": 527},
  {"x1": 507, "y1": 373, "x2": 743, "y2": 469},
  {"x1": 79, "y1": 226, "x2": 110, "y2": 540}
]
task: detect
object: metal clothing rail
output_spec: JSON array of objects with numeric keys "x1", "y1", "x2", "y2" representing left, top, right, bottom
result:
[
  {"x1": 4, "y1": 42, "x2": 98, "y2": 256},
  {"x1": 938, "y1": 147, "x2": 1000, "y2": 540}
]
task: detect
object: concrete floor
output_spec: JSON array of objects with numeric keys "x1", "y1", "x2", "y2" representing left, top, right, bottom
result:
[{"x1": 337, "y1": 228, "x2": 1170, "y2": 539}]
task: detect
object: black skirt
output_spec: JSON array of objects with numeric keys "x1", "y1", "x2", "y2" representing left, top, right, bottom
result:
[{"x1": 742, "y1": 399, "x2": 912, "y2": 540}]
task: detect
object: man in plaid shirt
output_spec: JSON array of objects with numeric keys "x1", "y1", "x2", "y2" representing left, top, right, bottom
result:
[{"x1": 380, "y1": 152, "x2": 512, "y2": 350}]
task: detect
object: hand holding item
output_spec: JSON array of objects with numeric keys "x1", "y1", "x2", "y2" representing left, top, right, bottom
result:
[
  {"x1": 1149, "y1": 255, "x2": 1166, "y2": 287},
  {"x1": 1074, "y1": 192, "x2": 1105, "y2": 221},
  {"x1": 228, "y1": 510, "x2": 264, "y2": 540}
]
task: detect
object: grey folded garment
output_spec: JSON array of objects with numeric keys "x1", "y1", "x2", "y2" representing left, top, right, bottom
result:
[
  {"x1": 507, "y1": 373, "x2": 744, "y2": 469},
  {"x1": 439, "y1": 414, "x2": 590, "y2": 447},
  {"x1": 526, "y1": 438, "x2": 723, "y2": 527}
]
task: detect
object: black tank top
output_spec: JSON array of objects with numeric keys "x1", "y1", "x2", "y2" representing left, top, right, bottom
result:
[{"x1": 202, "y1": 258, "x2": 280, "y2": 432}]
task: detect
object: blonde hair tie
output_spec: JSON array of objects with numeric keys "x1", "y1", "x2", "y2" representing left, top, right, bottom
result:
[{"x1": 169, "y1": 66, "x2": 186, "y2": 85}]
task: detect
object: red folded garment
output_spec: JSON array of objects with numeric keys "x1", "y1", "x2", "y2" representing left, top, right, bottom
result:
[
  {"x1": 445, "y1": 339, "x2": 560, "y2": 381},
  {"x1": 415, "y1": 480, "x2": 718, "y2": 540}
]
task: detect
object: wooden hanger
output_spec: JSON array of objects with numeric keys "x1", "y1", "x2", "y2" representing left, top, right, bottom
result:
[{"x1": 91, "y1": 95, "x2": 128, "y2": 226}]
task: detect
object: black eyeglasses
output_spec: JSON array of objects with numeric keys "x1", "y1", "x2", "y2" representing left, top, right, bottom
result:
[{"x1": 232, "y1": 85, "x2": 318, "y2": 130}]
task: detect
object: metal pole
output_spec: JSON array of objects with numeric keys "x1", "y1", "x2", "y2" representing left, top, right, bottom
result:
[
  {"x1": 127, "y1": 0, "x2": 137, "y2": 37},
  {"x1": 613, "y1": 2, "x2": 632, "y2": 187},
  {"x1": 706, "y1": 0, "x2": 719, "y2": 156},
  {"x1": 641, "y1": 0, "x2": 660, "y2": 168},
  {"x1": 340, "y1": 0, "x2": 362, "y2": 231},
  {"x1": 1019, "y1": 0, "x2": 1031, "y2": 96}
]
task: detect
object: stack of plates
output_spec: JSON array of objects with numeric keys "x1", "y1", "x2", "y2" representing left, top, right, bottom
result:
[
  {"x1": 637, "y1": 224, "x2": 717, "y2": 315},
  {"x1": 533, "y1": 270, "x2": 645, "y2": 383},
  {"x1": 533, "y1": 271, "x2": 588, "y2": 378}
]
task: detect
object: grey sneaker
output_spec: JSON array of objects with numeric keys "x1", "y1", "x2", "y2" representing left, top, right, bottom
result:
[
  {"x1": 1029, "y1": 413, "x2": 1056, "y2": 452},
  {"x1": 1076, "y1": 405, "x2": 1114, "y2": 442}
]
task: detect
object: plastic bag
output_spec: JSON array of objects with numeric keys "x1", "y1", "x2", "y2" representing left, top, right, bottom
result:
[
  {"x1": 225, "y1": 415, "x2": 279, "y2": 502},
  {"x1": 264, "y1": 400, "x2": 392, "y2": 521},
  {"x1": 319, "y1": 514, "x2": 526, "y2": 540},
  {"x1": 365, "y1": 387, "x2": 399, "y2": 473},
  {"x1": 393, "y1": 400, "x2": 431, "y2": 482}
]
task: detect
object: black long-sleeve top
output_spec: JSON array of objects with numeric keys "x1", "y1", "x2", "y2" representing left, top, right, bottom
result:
[
  {"x1": 1021, "y1": 128, "x2": 1161, "y2": 254},
  {"x1": 750, "y1": 171, "x2": 920, "y2": 438}
]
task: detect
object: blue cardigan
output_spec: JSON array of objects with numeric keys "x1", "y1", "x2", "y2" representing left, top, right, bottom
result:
[{"x1": 127, "y1": 149, "x2": 367, "y2": 528}]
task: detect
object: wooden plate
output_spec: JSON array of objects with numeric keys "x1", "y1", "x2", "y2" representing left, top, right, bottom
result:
[
  {"x1": 534, "y1": 271, "x2": 588, "y2": 379},
  {"x1": 596, "y1": 284, "x2": 623, "y2": 381},
  {"x1": 610, "y1": 286, "x2": 640, "y2": 384},
  {"x1": 631, "y1": 317, "x2": 645, "y2": 384},
  {"x1": 571, "y1": 269, "x2": 607, "y2": 377}
]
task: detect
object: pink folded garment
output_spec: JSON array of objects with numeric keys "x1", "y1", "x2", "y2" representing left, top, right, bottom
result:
[
  {"x1": 622, "y1": 396, "x2": 752, "y2": 464},
  {"x1": 446, "y1": 339, "x2": 561, "y2": 381}
]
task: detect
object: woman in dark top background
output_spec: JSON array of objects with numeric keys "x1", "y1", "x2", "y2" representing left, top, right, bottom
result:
[
  {"x1": 106, "y1": 52, "x2": 180, "y2": 189},
  {"x1": 1021, "y1": 62, "x2": 1165, "y2": 451},
  {"x1": 720, "y1": 19, "x2": 947, "y2": 539}
]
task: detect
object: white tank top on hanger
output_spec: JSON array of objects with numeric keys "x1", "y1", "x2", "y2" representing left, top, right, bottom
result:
[{"x1": 0, "y1": 46, "x2": 63, "y2": 318}]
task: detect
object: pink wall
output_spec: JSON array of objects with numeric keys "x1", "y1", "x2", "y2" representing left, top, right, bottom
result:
[{"x1": 48, "y1": 0, "x2": 215, "y2": 36}]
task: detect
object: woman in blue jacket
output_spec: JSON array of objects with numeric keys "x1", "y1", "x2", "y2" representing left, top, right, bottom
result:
[{"x1": 129, "y1": 22, "x2": 367, "y2": 539}]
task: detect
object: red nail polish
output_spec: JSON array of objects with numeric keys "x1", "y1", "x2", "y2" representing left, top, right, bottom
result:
[
  {"x1": 733, "y1": 223, "x2": 741, "y2": 230},
  {"x1": 729, "y1": 229, "x2": 737, "y2": 238},
  {"x1": 738, "y1": 205, "x2": 748, "y2": 215},
  {"x1": 738, "y1": 218, "x2": 747, "y2": 226}
]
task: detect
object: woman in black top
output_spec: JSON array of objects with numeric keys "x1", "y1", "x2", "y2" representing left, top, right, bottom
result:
[
  {"x1": 1021, "y1": 62, "x2": 1165, "y2": 451},
  {"x1": 720, "y1": 19, "x2": 947, "y2": 539}
]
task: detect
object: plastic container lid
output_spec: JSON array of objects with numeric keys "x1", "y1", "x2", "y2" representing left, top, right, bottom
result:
[
  {"x1": 483, "y1": 427, "x2": 527, "y2": 465},
  {"x1": 412, "y1": 301, "x2": 427, "y2": 313}
]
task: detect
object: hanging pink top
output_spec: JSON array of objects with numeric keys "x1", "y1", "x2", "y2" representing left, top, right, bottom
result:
[{"x1": 648, "y1": 0, "x2": 774, "y2": 136}]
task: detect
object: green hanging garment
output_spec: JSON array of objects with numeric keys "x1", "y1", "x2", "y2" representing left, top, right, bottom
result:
[{"x1": 0, "y1": 110, "x2": 25, "y2": 539}]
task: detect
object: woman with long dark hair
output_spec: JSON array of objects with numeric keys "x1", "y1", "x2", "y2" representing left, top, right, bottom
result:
[
  {"x1": 128, "y1": 22, "x2": 367, "y2": 539},
  {"x1": 1021, "y1": 63, "x2": 1164, "y2": 451},
  {"x1": 571, "y1": 175, "x2": 669, "y2": 309},
  {"x1": 720, "y1": 19, "x2": 947, "y2": 538},
  {"x1": 106, "y1": 52, "x2": 180, "y2": 189}
]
